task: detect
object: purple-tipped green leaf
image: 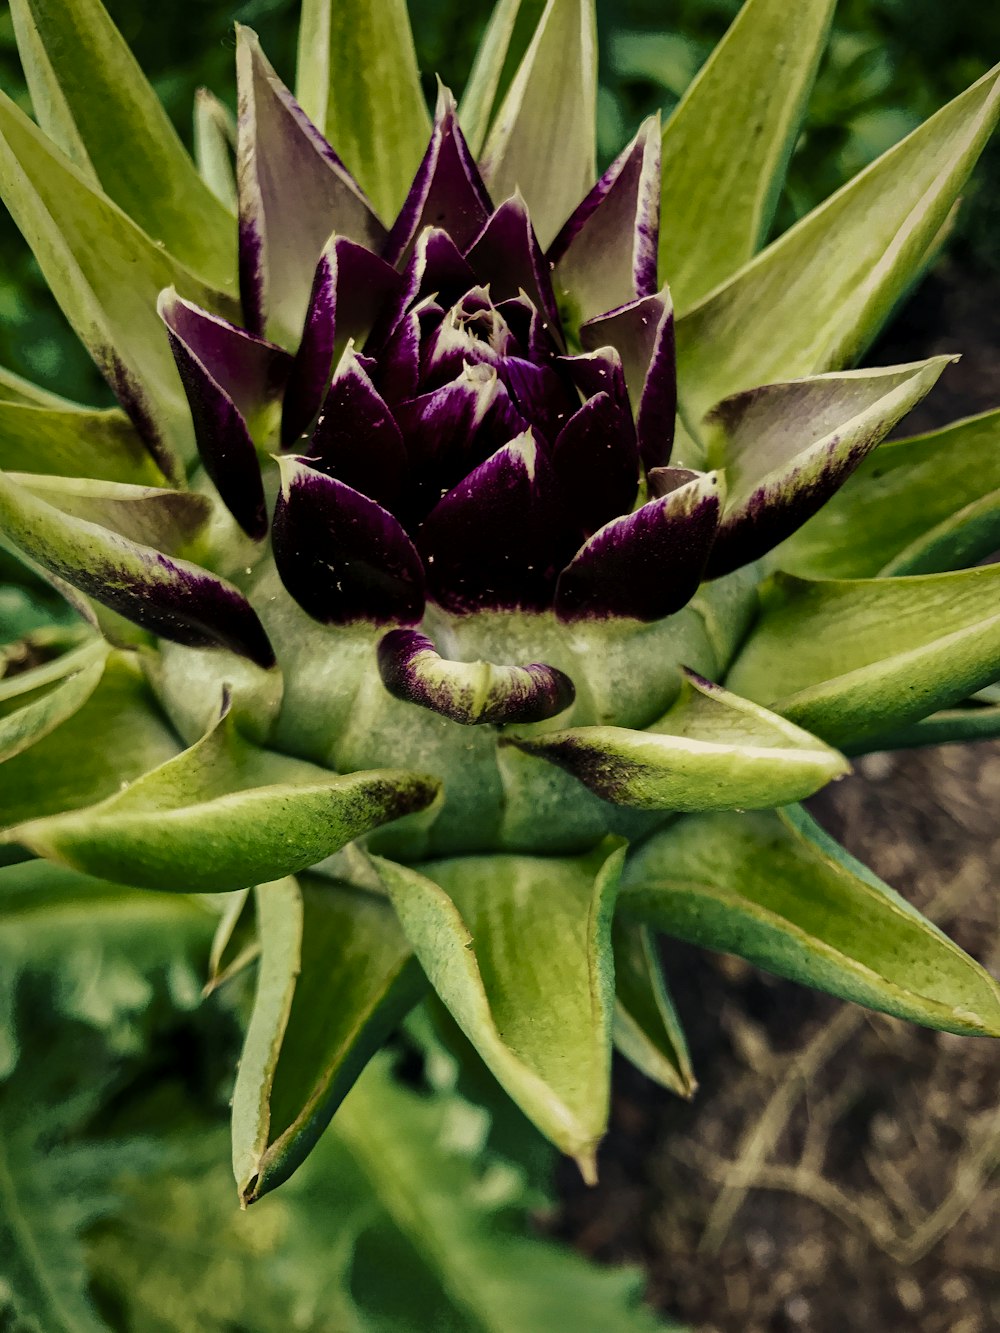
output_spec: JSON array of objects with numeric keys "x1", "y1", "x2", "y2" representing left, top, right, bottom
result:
[
  {"x1": 417, "y1": 430, "x2": 572, "y2": 614},
  {"x1": 160, "y1": 290, "x2": 291, "y2": 539},
  {"x1": 0, "y1": 470, "x2": 275, "y2": 667},
  {"x1": 306, "y1": 347, "x2": 408, "y2": 509},
  {"x1": 7, "y1": 706, "x2": 440, "y2": 893},
  {"x1": 479, "y1": 0, "x2": 598, "y2": 249},
  {"x1": 506, "y1": 667, "x2": 847, "y2": 811},
  {"x1": 236, "y1": 27, "x2": 385, "y2": 343},
  {"x1": 10, "y1": 0, "x2": 236, "y2": 288},
  {"x1": 552, "y1": 390, "x2": 639, "y2": 537},
  {"x1": 378, "y1": 628, "x2": 574, "y2": 725},
  {"x1": 0, "y1": 88, "x2": 234, "y2": 481},
  {"x1": 550, "y1": 117, "x2": 661, "y2": 325},
  {"x1": 282, "y1": 236, "x2": 402, "y2": 445},
  {"x1": 466, "y1": 195, "x2": 562, "y2": 341},
  {"x1": 582, "y1": 288, "x2": 676, "y2": 471},
  {"x1": 384, "y1": 86, "x2": 492, "y2": 267},
  {"x1": 295, "y1": 0, "x2": 431, "y2": 222},
  {"x1": 555, "y1": 471, "x2": 721, "y2": 622},
  {"x1": 774, "y1": 407, "x2": 1000, "y2": 580},
  {"x1": 704, "y1": 357, "x2": 954, "y2": 578},
  {"x1": 273, "y1": 457, "x2": 425, "y2": 626}
]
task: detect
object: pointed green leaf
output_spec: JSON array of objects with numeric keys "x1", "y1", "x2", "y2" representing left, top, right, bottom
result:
[
  {"x1": 0, "y1": 636, "x2": 107, "y2": 762},
  {"x1": 0, "y1": 89, "x2": 237, "y2": 480},
  {"x1": 194, "y1": 88, "x2": 238, "y2": 212},
  {"x1": 620, "y1": 805, "x2": 1000, "y2": 1036},
  {"x1": 480, "y1": 0, "x2": 598, "y2": 248},
  {"x1": 0, "y1": 651, "x2": 179, "y2": 834},
  {"x1": 774, "y1": 408, "x2": 1000, "y2": 579},
  {"x1": 613, "y1": 922, "x2": 695, "y2": 1098},
  {"x1": 660, "y1": 0, "x2": 836, "y2": 312},
  {"x1": 7, "y1": 707, "x2": 440, "y2": 893},
  {"x1": 7, "y1": 473, "x2": 214, "y2": 556},
  {"x1": 676, "y1": 65, "x2": 1000, "y2": 419},
  {"x1": 506, "y1": 669, "x2": 848, "y2": 811},
  {"x1": 205, "y1": 885, "x2": 257, "y2": 994},
  {"x1": 0, "y1": 364, "x2": 90, "y2": 409},
  {"x1": 233, "y1": 874, "x2": 424, "y2": 1204},
  {"x1": 10, "y1": 0, "x2": 235, "y2": 287},
  {"x1": 375, "y1": 841, "x2": 625, "y2": 1171},
  {"x1": 726, "y1": 565, "x2": 1000, "y2": 748},
  {"x1": 295, "y1": 0, "x2": 430, "y2": 222},
  {"x1": 458, "y1": 0, "x2": 524, "y2": 157},
  {"x1": 0, "y1": 399, "x2": 165, "y2": 485}
]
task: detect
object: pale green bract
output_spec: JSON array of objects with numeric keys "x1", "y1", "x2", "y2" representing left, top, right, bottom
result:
[{"x1": 0, "y1": 0, "x2": 997, "y2": 1252}]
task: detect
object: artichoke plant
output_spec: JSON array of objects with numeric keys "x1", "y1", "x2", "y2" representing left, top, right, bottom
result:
[{"x1": 1, "y1": 0, "x2": 999, "y2": 1215}]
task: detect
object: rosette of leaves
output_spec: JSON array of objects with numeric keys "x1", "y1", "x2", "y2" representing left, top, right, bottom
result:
[{"x1": 0, "y1": 0, "x2": 999, "y2": 1207}]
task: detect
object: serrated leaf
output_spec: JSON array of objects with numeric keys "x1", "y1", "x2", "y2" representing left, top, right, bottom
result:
[
  {"x1": 332, "y1": 1059, "x2": 672, "y2": 1332},
  {"x1": 773, "y1": 408, "x2": 1000, "y2": 579},
  {"x1": 660, "y1": 0, "x2": 836, "y2": 312},
  {"x1": 375, "y1": 841, "x2": 625, "y2": 1171},
  {"x1": 0, "y1": 89, "x2": 236, "y2": 480},
  {"x1": 10, "y1": 0, "x2": 235, "y2": 288},
  {"x1": 0, "y1": 635, "x2": 107, "y2": 762},
  {"x1": 295, "y1": 0, "x2": 430, "y2": 222},
  {"x1": 725, "y1": 565, "x2": 1000, "y2": 749},
  {"x1": 0, "y1": 399, "x2": 163, "y2": 485},
  {"x1": 232, "y1": 874, "x2": 424, "y2": 1204},
  {"x1": 0, "y1": 651, "x2": 179, "y2": 836},
  {"x1": 620, "y1": 805, "x2": 1000, "y2": 1036},
  {"x1": 480, "y1": 0, "x2": 598, "y2": 248},
  {"x1": 7, "y1": 706, "x2": 440, "y2": 893},
  {"x1": 507, "y1": 669, "x2": 847, "y2": 811},
  {"x1": 613, "y1": 921, "x2": 695, "y2": 1098},
  {"x1": 676, "y1": 64, "x2": 1000, "y2": 419}
]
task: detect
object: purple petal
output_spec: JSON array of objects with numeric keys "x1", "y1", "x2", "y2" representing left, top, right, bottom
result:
[
  {"x1": 465, "y1": 195, "x2": 563, "y2": 345},
  {"x1": 273, "y1": 457, "x2": 425, "y2": 625},
  {"x1": 559, "y1": 346, "x2": 633, "y2": 419},
  {"x1": 377, "y1": 297, "x2": 445, "y2": 405},
  {"x1": 382, "y1": 86, "x2": 493, "y2": 268},
  {"x1": 496, "y1": 294, "x2": 561, "y2": 364},
  {"x1": 495, "y1": 356, "x2": 578, "y2": 445},
  {"x1": 396, "y1": 362, "x2": 525, "y2": 470},
  {"x1": 378, "y1": 628, "x2": 574, "y2": 725},
  {"x1": 236, "y1": 28, "x2": 386, "y2": 340},
  {"x1": 159, "y1": 290, "x2": 290, "y2": 540},
  {"x1": 582, "y1": 289, "x2": 676, "y2": 471},
  {"x1": 554, "y1": 471, "x2": 722, "y2": 622},
  {"x1": 548, "y1": 118, "x2": 660, "y2": 322},
  {"x1": 281, "y1": 236, "x2": 402, "y2": 445},
  {"x1": 304, "y1": 347, "x2": 408, "y2": 510},
  {"x1": 553, "y1": 391, "x2": 639, "y2": 537},
  {"x1": 417, "y1": 430, "x2": 573, "y2": 613}
]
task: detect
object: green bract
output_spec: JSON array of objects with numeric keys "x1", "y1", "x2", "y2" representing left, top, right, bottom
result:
[{"x1": 0, "y1": 0, "x2": 998, "y2": 1204}]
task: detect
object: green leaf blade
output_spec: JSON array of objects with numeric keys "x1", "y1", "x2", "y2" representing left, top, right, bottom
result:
[
  {"x1": 660, "y1": 0, "x2": 836, "y2": 312},
  {"x1": 620, "y1": 806, "x2": 1000, "y2": 1036}
]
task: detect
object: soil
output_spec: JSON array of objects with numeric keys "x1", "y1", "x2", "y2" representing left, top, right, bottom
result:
[{"x1": 551, "y1": 258, "x2": 1000, "y2": 1332}]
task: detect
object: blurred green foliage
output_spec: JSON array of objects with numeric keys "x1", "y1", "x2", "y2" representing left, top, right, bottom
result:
[{"x1": 0, "y1": 0, "x2": 996, "y2": 404}]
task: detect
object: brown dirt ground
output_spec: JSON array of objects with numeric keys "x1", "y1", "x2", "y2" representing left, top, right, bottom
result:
[{"x1": 551, "y1": 263, "x2": 1000, "y2": 1331}]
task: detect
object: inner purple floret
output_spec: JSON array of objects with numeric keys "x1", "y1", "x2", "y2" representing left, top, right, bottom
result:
[{"x1": 163, "y1": 56, "x2": 707, "y2": 633}]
